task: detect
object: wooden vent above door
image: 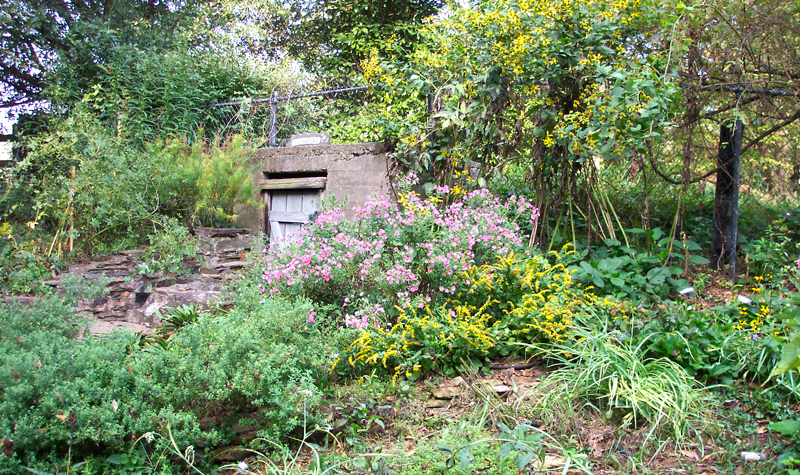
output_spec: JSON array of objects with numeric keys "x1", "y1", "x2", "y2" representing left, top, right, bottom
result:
[{"x1": 259, "y1": 176, "x2": 327, "y2": 190}]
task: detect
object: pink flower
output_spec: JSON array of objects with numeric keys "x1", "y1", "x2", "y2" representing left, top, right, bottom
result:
[{"x1": 307, "y1": 309, "x2": 316, "y2": 323}]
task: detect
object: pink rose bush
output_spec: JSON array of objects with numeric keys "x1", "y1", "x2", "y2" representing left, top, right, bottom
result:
[{"x1": 257, "y1": 185, "x2": 538, "y2": 329}]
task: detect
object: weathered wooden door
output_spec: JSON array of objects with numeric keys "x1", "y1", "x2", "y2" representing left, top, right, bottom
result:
[{"x1": 267, "y1": 189, "x2": 320, "y2": 241}]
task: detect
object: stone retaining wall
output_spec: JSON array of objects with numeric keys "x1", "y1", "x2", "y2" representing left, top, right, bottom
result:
[{"x1": 45, "y1": 228, "x2": 254, "y2": 334}]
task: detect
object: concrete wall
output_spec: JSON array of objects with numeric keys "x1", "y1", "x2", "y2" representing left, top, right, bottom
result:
[{"x1": 236, "y1": 142, "x2": 393, "y2": 232}]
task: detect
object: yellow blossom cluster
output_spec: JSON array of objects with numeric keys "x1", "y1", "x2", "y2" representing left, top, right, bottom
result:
[
  {"x1": 732, "y1": 304, "x2": 771, "y2": 333},
  {"x1": 396, "y1": 191, "x2": 429, "y2": 216},
  {"x1": 360, "y1": 0, "x2": 672, "y2": 176},
  {"x1": 460, "y1": 249, "x2": 582, "y2": 342},
  {"x1": 361, "y1": 49, "x2": 382, "y2": 82},
  {"x1": 334, "y1": 245, "x2": 639, "y2": 384},
  {"x1": 339, "y1": 300, "x2": 496, "y2": 385},
  {"x1": 427, "y1": 0, "x2": 661, "y2": 160},
  {"x1": 438, "y1": 0, "x2": 644, "y2": 79},
  {"x1": 0, "y1": 222, "x2": 12, "y2": 240}
]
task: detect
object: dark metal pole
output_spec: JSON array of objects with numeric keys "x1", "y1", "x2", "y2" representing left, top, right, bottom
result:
[
  {"x1": 712, "y1": 118, "x2": 743, "y2": 281},
  {"x1": 268, "y1": 92, "x2": 278, "y2": 147},
  {"x1": 427, "y1": 93, "x2": 435, "y2": 131}
]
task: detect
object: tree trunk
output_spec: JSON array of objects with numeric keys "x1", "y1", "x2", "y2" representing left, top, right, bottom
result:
[{"x1": 712, "y1": 119, "x2": 743, "y2": 280}]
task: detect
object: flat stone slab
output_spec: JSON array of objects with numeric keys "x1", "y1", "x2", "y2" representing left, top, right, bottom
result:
[
  {"x1": 90, "y1": 320, "x2": 153, "y2": 335},
  {"x1": 219, "y1": 260, "x2": 248, "y2": 269},
  {"x1": 431, "y1": 386, "x2": 462, "y2": 400}
]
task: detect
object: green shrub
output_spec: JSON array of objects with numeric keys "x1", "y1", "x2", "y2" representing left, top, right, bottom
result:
[
  {"x1": 129, "y1": 295, "x2": 327, "y2": 442},
  {"x1": 0, "y1": 222, "x2": 54, "y2": 294},
  {"x1": 2, "y1": 108, "x2": 258, "y2": 257},
  {"x1": 189, "y1": 134, "x2": 258, "y2": 226},
  {"x1": 565, "y1": 229, "x2": 697, "y2": 302},
  {"x1": 0, "y1": 288, "x2": 201, "y2": 473},
  {"x1": 13, "y1": 112, "x2": 165, "y2": 253},
  {"x1": 0, "y1": 280, "x2": 328, "y2": 472},
  {"x1": 742, "y1": 218, "x2": 800, "y2": 286},
  {"x1": 148, "y1": 134, "x2": 259, "y2": 228},
  {"x1": 576, "y1": 286, "x2": 799, "y2": 388},
  {"x1": 136, "y1": 218, "x2": 200, "y2": 276}
]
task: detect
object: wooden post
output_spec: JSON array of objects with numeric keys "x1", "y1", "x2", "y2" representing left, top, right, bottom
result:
[
  {"x1": 268, "y1": 92, "x2": 278, "y2": 147},
  {"x1": 712, "y1": 118, "x2": 743, "y2": 280}
]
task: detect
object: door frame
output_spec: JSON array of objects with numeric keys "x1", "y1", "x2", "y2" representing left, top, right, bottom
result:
[{"x1": 260, "y1": 175, "x2": 327, "y2": 239}]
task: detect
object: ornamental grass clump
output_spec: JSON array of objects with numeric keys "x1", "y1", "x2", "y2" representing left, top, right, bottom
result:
[{"x1": 530, "y1": 328, "x2": 711, "y2": 448}]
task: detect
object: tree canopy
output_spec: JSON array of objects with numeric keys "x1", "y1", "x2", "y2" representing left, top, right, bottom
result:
[
  {"x1": 653, "y1": 0, "x2": 800, "y2": 187},
  {"x1": 0, "y1": 0, "x2": 197, "y2": 108},
  {"x1": 292, "y1": 0, "x2": 444, "y2": 76}
]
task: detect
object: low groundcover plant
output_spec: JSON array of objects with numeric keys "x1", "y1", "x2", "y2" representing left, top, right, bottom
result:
[{"x1": 0, "y1": 283, "x2": 326, "y2": 473}]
